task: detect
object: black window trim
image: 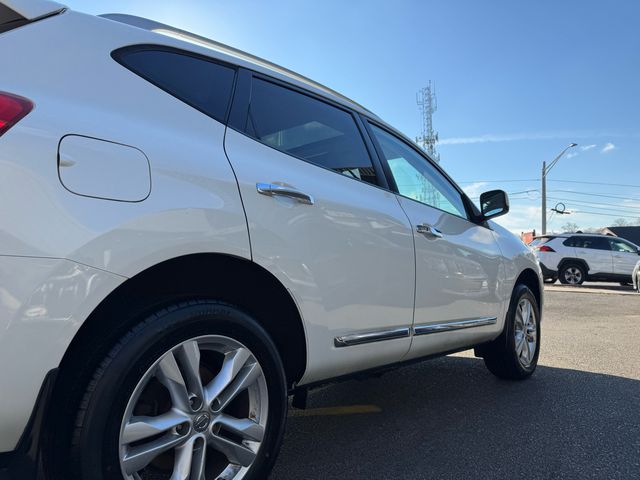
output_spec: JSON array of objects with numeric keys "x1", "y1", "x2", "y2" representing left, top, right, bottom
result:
[
  {"x1": 111, "y1": 44, "x2": 239, "y2": 125},
  {"x1": 227, "y1": 67, "x2": 390, "y2": 191},
  {"x1": 361, "y1": 116, "x2": 480, "y2": 224}
]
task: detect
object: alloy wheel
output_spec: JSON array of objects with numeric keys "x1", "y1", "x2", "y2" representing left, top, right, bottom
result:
[
  {"x1": 119, "y1": 335, "x2": 269, "y2": 480},
  {"x1": 563, "y1": 267, "x2": 583, "y2": 285},
  {"x1": 514, "y1": 298, "x2": 537, "y2": 368}
]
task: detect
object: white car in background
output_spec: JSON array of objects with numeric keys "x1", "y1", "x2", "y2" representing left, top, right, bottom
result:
[
  {"x1": 0, "y1": 1, "x2": 543, "y2": 479},
  {"x1": 531, "y1": 233, "x2": 640, "y2": 285}
]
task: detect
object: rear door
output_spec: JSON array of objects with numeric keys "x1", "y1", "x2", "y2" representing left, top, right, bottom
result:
[
  {"x1": 364, "y1": 121, "x2": 505, "y2": 360},
  {"x1": 608, "y1": 238, "x2": 640, "y2": 276},
  {"x1": 223, "y1": 72, "x2": 416, "y2": 384},
  {"x1": 572, "y1": 236, "x2": 613, "y2": 274}
]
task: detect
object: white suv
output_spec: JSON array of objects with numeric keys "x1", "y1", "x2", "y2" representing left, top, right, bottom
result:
[
  {"x1": 0, "y1": 2, "x2": 543, "y2": 479},
  {"x1": 531, "y1": 233, "x2": 640, "y2": 285}
]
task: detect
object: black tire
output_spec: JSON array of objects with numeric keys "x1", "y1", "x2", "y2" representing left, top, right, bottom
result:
[
  {"x1": 69, "y1": 300, "x2": 287, "y2": 480},
  {"x1": 558, "y1": 262, "x2": 585, "y2": 285},
  {"x1": 482, "y1": 285, "x2": 540, "y2": 380}
]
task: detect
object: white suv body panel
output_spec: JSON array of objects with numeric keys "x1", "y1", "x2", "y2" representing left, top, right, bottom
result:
[
  {"x1": 0, "y1": 11, "x2": 250, "y2": 450},
  {"x1": 397, "y1": 197, "x2": 507, "y2": 361},
  {"x1": 224, "y1": 128, "x2": 416, "y2": 384},
  {"x1": 0, "y1": 7, "x2": 543, "y2": 453},
  {"x1": 0, "y1": 11, "x2": 251, "y2": 269},
  {"x1": 0, "y1": 256, "x2": 125, "y2": 451}
]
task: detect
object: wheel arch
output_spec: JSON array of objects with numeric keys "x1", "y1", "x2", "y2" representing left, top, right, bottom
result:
[
  {"x1": 56, "y1": 253, "x2": 308, "y2": 391},
  {"x1": 557, "y1": 257, "x2": 590, "y2": 275},
  {"x1": 514, "y1": 268, "x2": 542, "y2": 310}
]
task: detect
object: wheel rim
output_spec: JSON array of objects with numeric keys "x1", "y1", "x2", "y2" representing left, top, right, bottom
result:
[
  {"x1": 514, "y1": 298, "x2": 537, "y2": 368},
  {"x1": 119, "y1": 335, "x2": 269, "y2": 480},
  {"x1": 563, "y1": 266, "x2": 582, "y2": 284}
]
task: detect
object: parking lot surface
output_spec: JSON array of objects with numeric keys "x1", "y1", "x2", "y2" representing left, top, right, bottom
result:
[{"x1": 271, "y1": 289, "x2": 640, "y2": 479}]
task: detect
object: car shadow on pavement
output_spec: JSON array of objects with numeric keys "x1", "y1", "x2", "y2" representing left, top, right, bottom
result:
[{"x1": 271, "y1": 356, "x2": 640, "y2": 480}]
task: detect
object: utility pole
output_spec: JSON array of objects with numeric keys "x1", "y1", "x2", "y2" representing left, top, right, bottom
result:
[{"x1": 541, "y1": 143, "x2": 577, "y2": 234}]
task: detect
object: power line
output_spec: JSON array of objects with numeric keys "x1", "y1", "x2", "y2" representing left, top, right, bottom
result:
[
  {"x1": 546, "y1": 196, "x2": 640, "y2": 212},
  {"x1": 570, "y1": 210, "x2": 640, "y2": 219},
  {"x1": 459, "y1": 179, "x2": 640, "y2": 189},
  {"x1": 458, "y1": 179, "x2": 537, "y2": 184},
  {"x1": 549, "y1": 179, "x2": 640, "y2": 189},
  {"x1": 550, "y1": 190, "x2": 640, "y2": 201}
]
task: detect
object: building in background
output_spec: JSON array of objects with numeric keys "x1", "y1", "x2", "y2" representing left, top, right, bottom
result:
[{"x1": 601, "y1": 226, "x2": 640, "y2": 246}]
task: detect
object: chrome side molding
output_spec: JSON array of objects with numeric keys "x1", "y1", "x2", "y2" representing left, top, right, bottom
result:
[
  {"x1": 413, "y1": 317, "x2": 497, "y2": 336},
  {"x1": 334, "y1": 327, "x2": 410, "y2": 348},
  {"x1": 335, "y1": 317, "x2": 497, "y2": 347}
]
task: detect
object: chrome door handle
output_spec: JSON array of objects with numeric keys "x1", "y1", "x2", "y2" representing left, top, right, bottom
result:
[
  {"x1": 256, "y1": 183, "x2": 315, "y2": 205},
  {"x1": 416, "y1": 223, "x2": 443, "y2": 238}
]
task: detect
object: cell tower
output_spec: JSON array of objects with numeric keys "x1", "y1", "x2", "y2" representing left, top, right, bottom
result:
[{"x1": 416, "y1": 81, "x2": 440, "y2": 163}]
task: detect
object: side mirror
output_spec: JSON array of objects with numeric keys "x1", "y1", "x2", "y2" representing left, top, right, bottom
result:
[{"x1": 480, "y1": 189, "x2": 510, "y2": 220}]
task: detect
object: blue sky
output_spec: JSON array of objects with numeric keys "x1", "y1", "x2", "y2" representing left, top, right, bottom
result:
[{"x1": 67, "y1": 0, "x2": 640, "y2": 233}]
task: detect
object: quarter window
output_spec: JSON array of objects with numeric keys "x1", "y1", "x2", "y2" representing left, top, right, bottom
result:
[
  {"x1": 113, "y1": 47, "x2": 236, "y2": 123},
  {"x1": 564, "y1": 236, "x2": 610, "y2": 250},
  {"x1": 368, "y1": 124, "x2": 467, "y2": 218},
  {"x1": 244, "y1": 78, "x2": 378, "y2": 185}
]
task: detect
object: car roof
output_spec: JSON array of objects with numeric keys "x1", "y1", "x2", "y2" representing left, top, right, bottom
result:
[
  {"x1": 98, "y1": 13, "x2": 441, "y2": 165},
  {"x1": 100, "y1": 14, "x2": 376, "y2": 119}
]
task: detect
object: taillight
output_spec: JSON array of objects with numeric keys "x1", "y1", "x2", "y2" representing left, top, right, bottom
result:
[
  {"x1": 0, "y1": 91, "x2": 33, "y2": 137},
  {"x1": 537, "y1": 245, "x2": 556, "y2": 252}
]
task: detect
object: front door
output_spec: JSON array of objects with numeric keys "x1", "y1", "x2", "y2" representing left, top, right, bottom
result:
[
  {"x1": 608, "y1": 237, "x2": 639, "y2": 276},
  {"x1": 224, "y1": 74, "x2": 415, "y2": 384},
  {"x1": 365, "y1": 122, "x2": 505, "y2": 360}
]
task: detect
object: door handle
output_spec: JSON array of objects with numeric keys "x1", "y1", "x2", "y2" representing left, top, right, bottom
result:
[
  {"x1": 416, "y1": 223, "x2": 443, "y2": 238},
  {"x1": 256, "y1": 183, "x2": 315, "y2": 205}
]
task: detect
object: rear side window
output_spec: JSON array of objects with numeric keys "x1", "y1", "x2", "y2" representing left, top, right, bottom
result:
[
  {"x1": 243, "y1": 78, "x2": 378, "y2": 185},
  {"x1": 564, "y1": 236, "x2": 610, "y2": 250},
  {"x1": 113, "y1": 47, "x2": 236, "y2": 123},
  {"x1": 0, "y1": 4, "x2": 27, "y2": 34}
]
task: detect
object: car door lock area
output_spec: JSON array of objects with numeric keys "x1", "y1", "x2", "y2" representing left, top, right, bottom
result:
[
  {"x1": 416, "y1": 223, "x2": 443, "y2": 238},
  {"x1": 256, "y1": 182, "x2": 315, "y2": 205}
]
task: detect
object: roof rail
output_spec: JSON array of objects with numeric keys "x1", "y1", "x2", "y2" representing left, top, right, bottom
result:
[
  {"x1": 1, "y1": 0, "x2": 65, "y2": 20},
  {"x1": 100, "y1": 13, "x2": 370, "y2": 114}
]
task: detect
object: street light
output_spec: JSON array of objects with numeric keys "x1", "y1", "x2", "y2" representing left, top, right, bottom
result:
[{"x1": 541, "y1": 143, "x2": 577, "y2": 234}]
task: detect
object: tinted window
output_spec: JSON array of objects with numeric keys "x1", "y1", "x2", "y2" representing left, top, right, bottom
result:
[
  {"x1": 114, "y1": 48, "x2": 236, "y2": 123},
  {"x1": 369, "y1": 124, "x2": 467, "y2": 218},
  {"x1": 244, "y1": 78, "x2": 377, "y2": 185},
  {"x1": 565, "y1": 236, "x2": 610, "y2": 250}
]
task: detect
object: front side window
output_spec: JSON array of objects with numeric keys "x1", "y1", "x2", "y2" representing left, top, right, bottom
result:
[
  {"x1": 368, "y1": 124, "x2": 467, "y2": 218},
  {"x1": 244, "y1": 78, "x2": 377, "y2": 185},
  {"x1": 609, "y1": 238, "x2": 637, "y2": 253},
  {"x1": 113, "y1": 47, "x2": 236, "y2": 123}
]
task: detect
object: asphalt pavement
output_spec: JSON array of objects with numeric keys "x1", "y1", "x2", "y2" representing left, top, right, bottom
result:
[{"x1": 271, "y1": 289, "x2": 640, "y2": 480}]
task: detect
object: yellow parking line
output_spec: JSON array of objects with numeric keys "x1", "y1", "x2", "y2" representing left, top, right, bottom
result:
[{"x1": 289, "y1": 404, "x2": 382, "y2": 417}]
